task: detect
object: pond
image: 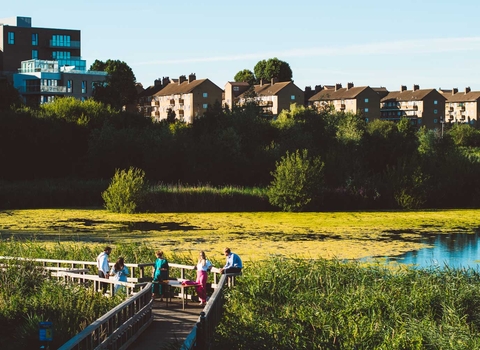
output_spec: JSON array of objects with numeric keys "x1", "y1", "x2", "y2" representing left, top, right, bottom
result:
[{"x1": 382, "y1": 233, "x2": 480, "y2": 270}]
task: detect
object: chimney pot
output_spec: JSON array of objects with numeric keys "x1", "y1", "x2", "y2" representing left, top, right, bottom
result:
[{"x1": 188, "y1": 73, "x2": 196, "y2": 83}]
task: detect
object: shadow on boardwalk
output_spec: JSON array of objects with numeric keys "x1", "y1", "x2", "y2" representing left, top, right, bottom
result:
[{"x1": 129, "y1": 298, "x2": 204, "y2": 350}]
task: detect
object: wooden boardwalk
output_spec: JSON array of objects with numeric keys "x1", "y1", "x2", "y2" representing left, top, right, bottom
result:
[{"x1": 128, "y1": 298, "x2": 205, "y2": 350}]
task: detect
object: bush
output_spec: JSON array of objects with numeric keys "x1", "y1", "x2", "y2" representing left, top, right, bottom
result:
[
  {"x1": 102, "y1": 167, "x2": 146, "y2": 213},
  {"x1": 267, "y1": 149, "x2": 324, "y2": 212}
]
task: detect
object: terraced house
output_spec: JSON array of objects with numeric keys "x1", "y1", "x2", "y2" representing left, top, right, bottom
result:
[
  {"x1": 380, "y1": 85, "x2": 446, "y2": 129},
  {"x1": 308, "y1": 83, "x2": 380, "y2": 121},
  {"x1": 150, "y1": 74, "x2": 222, "y2": 123},
  {"x1": 236, "y1": 78, "x2": 304, "y2": 116},
  {"x1": 440, "y1": 87, "x2": 480, "y2": 126}
]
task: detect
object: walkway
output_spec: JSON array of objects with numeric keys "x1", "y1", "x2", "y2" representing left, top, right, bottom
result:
[{"x1": 129, "y1": 298, "x2": 205, "y2": 349}]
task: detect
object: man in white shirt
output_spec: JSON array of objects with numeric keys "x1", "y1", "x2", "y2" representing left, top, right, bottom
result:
[{"x1": 96, "y1": 246, "x2": 112, "y2": 293}]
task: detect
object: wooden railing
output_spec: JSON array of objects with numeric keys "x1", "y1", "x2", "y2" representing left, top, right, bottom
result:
[{"x1": 58, "y1": 283, "x2": 153, "y2": 350}]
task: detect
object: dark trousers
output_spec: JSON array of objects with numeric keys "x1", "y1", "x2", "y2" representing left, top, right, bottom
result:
[
  {"x1": 222, "y1": 267, "x2": 242, "y2": 274},
  {"x1": 98, "y1": 271, "x2": 108, "y2": 293}
]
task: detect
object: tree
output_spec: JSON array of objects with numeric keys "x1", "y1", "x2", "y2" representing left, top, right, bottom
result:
[
  {"x1": 234, "y1": 69, "x2": 255, "y2": 85},
  {"x1": 267, "y1": 149, "x2": 324, "y2": 212},
  {"x1": 102, "y1": 167, "x2": 146, "y2": 213},
  {"x1": 0, "y1": 78, "x2": 22, "y2": 111},
  {"x1": 254, "y1": 57, "x2": 293, "y2": 83},
  {"x1": 90, "y1": 59, "x2": 138, "y2": 110}
]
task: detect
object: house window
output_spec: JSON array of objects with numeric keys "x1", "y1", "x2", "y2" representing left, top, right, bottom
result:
[
  {"x1": 8, "y1": 32, "x2": 14, "y2": 44},
  {"x1": 434, "y1": 100, "x2": 438, "y2": 105},
  {"x1": 434, "y1": 109, "x2": 438, "y2": 114},
  {"x1": 67, "y1": 80, "x2": 73, "y2": 93},
  {"x1": 364, "y1": 108, "x2": 369, "y2": 113},
  {"x1": 365, "y1": 118, "x2": 369, "y2": 122},
  {"x1": 291, "y1": 95, "x2": 295, "y2": 100},
  {"x1": 32, "y1": 50, "x2": 38, "y2": 59},
  {"x1": 365, "y1": 98, "x2": 369, "y2": 103},
  {"x1": 233, "y1": 86, "x2": 239, "y2": 91},
  {"x1": 82, "y1": 81, "x2": 87, "y2": 94},
  {"x1": 203, "y1": 92, "x2": 208, "y2": 98},
  {"x1": 203, "y1": 103, "x2": 208, "y2": 109},
  {"x1": 32, "y1": 33, "x2": 38, "y2": 46},
  {"x1": 434, "y1": 119, "x2": 438, "y2": 123}
]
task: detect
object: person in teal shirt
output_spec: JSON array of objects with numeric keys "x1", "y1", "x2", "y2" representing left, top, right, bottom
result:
[{"x1": 152, "y1": 250, "x2": 169, "y2": 300}]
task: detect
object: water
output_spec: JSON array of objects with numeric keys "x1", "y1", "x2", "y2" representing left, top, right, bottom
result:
[{"x1": 384, "y1": 233, "x2": 480, "y2": 269}]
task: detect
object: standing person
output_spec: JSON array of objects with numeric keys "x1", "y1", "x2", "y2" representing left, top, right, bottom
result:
[
  {"x1": 194, "y1": 251, "x2": 212, "y2": 306},
  {"x1": 96, "y1": 246, "x2": 112, "y2": 294},
  {"x1": 219, "y1": 247, "x2": 243, "y2": 274},
  {"x1": 110, "y1": 257, "x2": 129, "y2": 296},
  {"x1": 152, "y1": 250, "x2": 169, "y2": 301}
]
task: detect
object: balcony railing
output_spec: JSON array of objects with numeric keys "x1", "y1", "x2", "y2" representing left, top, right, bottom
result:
[
  {"x1": 151, "y1": 100, "x2": 159, "y2": 106},
  {"x1": 340, "y1": 104, "x2": 346, "y2": 110},
  {"x1": 179, "y1": 99, "x2": 184, "y2": 105},
  {"x1": 449, "y1": 107, "x2": 454, "y2": 112},
  {"x1": 169, "y1": 99, "x2": 175, "y2": 106},
  {"x1": 17, "y1": 85, "x2": 67, "y2": 94}
]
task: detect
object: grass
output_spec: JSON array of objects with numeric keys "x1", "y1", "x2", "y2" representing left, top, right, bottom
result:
[{"x1": 1, "y1": 208, "x2": 480, "y2": 263}]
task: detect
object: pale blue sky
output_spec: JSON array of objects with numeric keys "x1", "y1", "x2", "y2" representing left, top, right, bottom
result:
[{"x1": 4, "y1": 0, "x2": 480, "y2": 91}]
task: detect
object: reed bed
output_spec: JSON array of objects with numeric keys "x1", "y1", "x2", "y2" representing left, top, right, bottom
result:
[{"x1": 213, "y1": 258, "x2": 480, "y2": 349}]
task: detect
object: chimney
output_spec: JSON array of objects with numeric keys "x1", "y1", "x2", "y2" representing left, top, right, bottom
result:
[
  {"x1": 188, "y1": 73, "x2": 196, "y2": 83},
  {"x1": 305, "y1": 86, "x2": 311, "y2": 93},
  {"x1": 335, "y1": 83, "x2": 342, "y2": 91},
  {"x1": 314, "y1": 85, "x2": 323, "y2": 93},
  {"x1": 465, "y1": 87, "x2": 471, "y2": 94},
  {"x1": 154, "y1": 78, "x2": 162, "y2": 87},
  {"x1": 400, "y1": 85, "x2": 407, "y2": 92},
  {"x1": 346, "y1": 82, "x2": 354, "y2": 90},
  {"x1": 413, "y1": 84, "x2": 419, "y2": 91},
  {"x1": 452, "y1": 88, "x2": 458, "y2": 95},
  {"x1": 178, "y1": 75, "x2": 187, "y2": 85},
  {"x1": 162, "y1": 76, "x2": 170, "y2": 87}
]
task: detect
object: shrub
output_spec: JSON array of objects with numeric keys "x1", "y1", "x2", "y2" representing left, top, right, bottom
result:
[
  {"x1": 267, "y1": 149, "x2": 324, "y2": 212},
  {"x1": 102, "y1": 167, "x2": 146, "y2": 213}
]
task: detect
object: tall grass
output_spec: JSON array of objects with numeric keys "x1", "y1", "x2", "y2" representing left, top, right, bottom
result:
[
  {"x1": 213, "y1": 258, "x2": 480, "y2": 349},
  {"x1": 142, "y1": 183, "x2": 272, "y2": 212}
]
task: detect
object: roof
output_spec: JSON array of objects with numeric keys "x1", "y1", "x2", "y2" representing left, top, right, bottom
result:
[
  {"x1": 308, "y1": 86, "x2": 369, "y2": 101},
  {"x1": 137, "y1": 84, "x2": 164, "y2": 98},
  {"x1": 153, "y1": 79, "x2": 218, "y2": 96},
  {"x1": 243, "y1": 81, "x2": 296, "y2": 98},
  {"x1": 445, "y1": 91, "x2": 480, "y2": 102},
  {"x1": 381, "y1": 89, "x2": 445, "y2": 102}
]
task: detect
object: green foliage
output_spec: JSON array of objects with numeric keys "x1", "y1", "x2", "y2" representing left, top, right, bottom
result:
[
  {"x1": 448, "y1": 123, "x2": 480, "y2": 147},
  {"x1": 102, "y1": 167, "x2": 147, "y2": 213},
  {"x1": 213, "y1": 258, "x2": 480, "y2": 349},
  {"x1": 90, "y1": 59, "x2": 138, "y2": 110},
  {"x1": 253, "y1": 57, "x2": 293, "y2": 82},
  {"x1": 267, "y1": 149, "x2": 324, "y2": 212},
  {"x1": 234, "y1": 69, "x2": 255, "y2": 85}
]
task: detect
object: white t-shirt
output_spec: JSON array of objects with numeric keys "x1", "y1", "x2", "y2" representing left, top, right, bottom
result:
[{"x1": 197, "y1": 259, "x2": 212, "y2": 272}]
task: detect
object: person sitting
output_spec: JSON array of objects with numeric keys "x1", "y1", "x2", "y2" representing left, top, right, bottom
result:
[{"x1": 219, "y1": 247, "x2": 242, "y2": 274}]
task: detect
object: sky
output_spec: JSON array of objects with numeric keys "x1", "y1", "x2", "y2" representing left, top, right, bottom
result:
[{"x1": 3, "y1": 0, "x2": 480, "y2": 92}]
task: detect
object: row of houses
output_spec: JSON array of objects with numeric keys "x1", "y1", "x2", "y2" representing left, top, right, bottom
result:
[
  {"x1": 138, "y1": 75, "x2": 479, "y2": 129},
  {"x1": 2, "y1": 16, "x2": 478, "y2": 129}
]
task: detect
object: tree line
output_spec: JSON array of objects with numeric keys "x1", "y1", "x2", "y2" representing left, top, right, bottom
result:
[{"x1": 1, "y1": 97, "x2": 480, "y2": 211}]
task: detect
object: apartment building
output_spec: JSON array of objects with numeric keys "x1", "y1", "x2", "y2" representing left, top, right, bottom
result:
[
  {"x1": 137, "y1": 77, "x2": 170, "y2": 117},
  {"x1": 237, "y1": 78, "x2": 304, "y2": 116},
  {"x1": 380, "y1": 85, "x2": 446, "y2": 129},
  {"x1": 150, "y1": 74, "x2": 222, "y2": 123},
  {"x1": 440, "y1": 87, "x2": 480, "y2": 126},
  {"x1": 224, "y1": 81, "x2": 251, "y2": 109},
  {"x1": 1, "y1": 16, "x2": 106, "y2": 106},
  {"x1": 308, "y1": 83, "x2": 380, "y2": 121}
]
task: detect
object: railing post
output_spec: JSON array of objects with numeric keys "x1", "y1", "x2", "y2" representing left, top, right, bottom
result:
[{"x1": 195, "y1": 311, "x2": 206, "y2": 350}]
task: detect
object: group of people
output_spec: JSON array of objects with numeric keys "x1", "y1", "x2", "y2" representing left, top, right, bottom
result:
[{"x1": 96, "y1": 246, "x2": 243, "y2": 303}]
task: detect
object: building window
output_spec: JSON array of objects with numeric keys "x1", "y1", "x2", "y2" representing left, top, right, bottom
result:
[
  {"x1": 203, "y1": 92, "x2": 208, "y2": 98},
  {"x1": 51, "y1": 35, "x2": 71, "y2": 47},
  {"x1": 82, "y1": 81, "x2": 87, "y2": 94},
  {"x1": 291, "y1": 95, "x2": 295, "y2": 100},
  {"x1": 365, "y1": 118, "x2": 369, "y2": 122},
  {"x1": 434, "y1": 100, "x2": 438, "y2": 105},
  {"x1": 365, "y1": 98, "x2": 369, "y2": 103},
  {"x1": 32, "y1": 33, "x2": 38, "y2": 46},
  {"x1": 32, "y1": 50, "x2": 38, "y2": 59},
  {"x1": 434, "y1": 109, "x2": 438, "y2": 114},
  {"x1": 67, "y1": 80, "x2": 73, "y2": 93},
  {"x1": 365, "y1": 108, "x2": 369, "y2": 113},
  {"x1": 203, "y1": 103, "x2": 208, "y2": 109},
  {"x1": 8, "y1": 32, "x2": 15, "y2": 44},
  {"x1": 233, "y1": 86, "x2": 239, "y2": 92},
  {"x1": 434, "y1": 119, "x2": 438, "y2": 123}
]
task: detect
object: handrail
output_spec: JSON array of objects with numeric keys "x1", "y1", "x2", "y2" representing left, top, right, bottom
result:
[{"x1": 58, "y1": 283, "x2": 153, "y2": 350}]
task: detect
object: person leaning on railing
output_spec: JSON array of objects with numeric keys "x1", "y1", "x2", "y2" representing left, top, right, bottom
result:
[
  {"x1": 219, "y1": 247, "x2": 242, "y2": 274},
  {"x1": 152, "y1": 250, "x2": 169, "y2": 301},
  {"x1": 96, "y1": 246, "x2": 112, "y2": 294}
]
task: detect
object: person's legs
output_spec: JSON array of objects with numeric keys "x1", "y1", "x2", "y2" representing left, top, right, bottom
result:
[
  {"x1": 98, "y1": 271, "x2": 108, "y2": 293},
  {"x1": 196, "y1": 270, "x2": 207, "y2": 303},
  {"x1": 223, "y1": 267, "x2": 242, "y2": 274}
]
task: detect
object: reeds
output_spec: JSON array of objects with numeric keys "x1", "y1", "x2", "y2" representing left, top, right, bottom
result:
[{"x1": 213, "y1": 258, "x2": 480, "y2": 349}]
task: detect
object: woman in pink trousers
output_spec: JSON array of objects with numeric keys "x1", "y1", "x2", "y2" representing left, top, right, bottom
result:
[{"x1": 195, "y1": 251, "x2": 212, "y2": 306}]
